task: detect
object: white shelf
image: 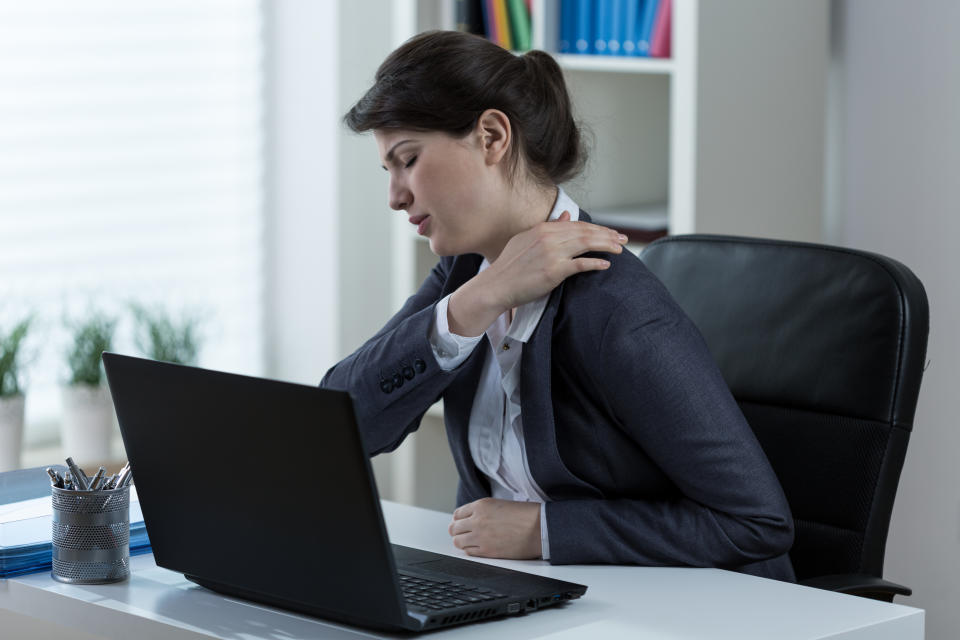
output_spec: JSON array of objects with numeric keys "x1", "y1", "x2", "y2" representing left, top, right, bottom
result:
[{"x1": 556, "y1": 53, "x2": 674, "y2": 75}]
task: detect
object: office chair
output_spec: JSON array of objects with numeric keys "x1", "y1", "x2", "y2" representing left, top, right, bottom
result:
[{"x1": 640, "y1": 235, "x2": 929, "y2": 602}]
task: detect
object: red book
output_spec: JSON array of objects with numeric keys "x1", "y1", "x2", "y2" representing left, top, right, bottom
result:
[{"x1": 650, "y1": 0, "x2": 672, "y2": 58}]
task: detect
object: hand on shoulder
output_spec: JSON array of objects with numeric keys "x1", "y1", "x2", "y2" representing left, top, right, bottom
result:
[{"x1": 447, "y1": 211, "x2": 628, "y2": 336}]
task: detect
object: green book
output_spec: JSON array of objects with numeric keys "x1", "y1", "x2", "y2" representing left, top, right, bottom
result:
[{"x1": 506, "y1": 0, "x2": 532, "y2": 51}]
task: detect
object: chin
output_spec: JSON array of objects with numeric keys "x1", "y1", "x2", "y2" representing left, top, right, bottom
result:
[{"x1": 428, "y1": 237, "x2": 457, "y2": 257}]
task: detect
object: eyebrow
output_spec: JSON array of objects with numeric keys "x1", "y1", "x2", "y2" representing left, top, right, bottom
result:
[{"x1": 381, "y1": 139, "x2": 415, "y2": 169}]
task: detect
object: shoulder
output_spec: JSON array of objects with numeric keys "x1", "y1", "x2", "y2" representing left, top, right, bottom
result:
[{"x1": 558, "y1": 247, "x2": 689, "y2": 337}]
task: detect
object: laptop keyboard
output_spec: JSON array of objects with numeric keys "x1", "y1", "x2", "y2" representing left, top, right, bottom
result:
[{"x1": 399, "y1": 573, "x2": 507, "y2": 611}]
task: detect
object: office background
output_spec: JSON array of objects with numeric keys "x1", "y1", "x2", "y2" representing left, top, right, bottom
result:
[{"x1": 0, "y1": 1, "x2": 956, "y2": 638}]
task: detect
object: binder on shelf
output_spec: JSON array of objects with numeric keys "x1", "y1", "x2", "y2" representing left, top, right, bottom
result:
[
  {"x1": 636, "y1": 0, "x2": 661, "y2": 57},
  {"x1": 481, "y1": 0, "x2": 499, "y2": 45},
  {"x1": 559, "y1": 0, "x2": 577, "y2": 53},
  {"x1": 650, "y1": 0, "x2": 672, "y2": 58},
  {"x1": 609, "y1": 0, "x2": 624, "y2": 56},
  {"x1": 493, "y1": 0, "x2": 513, "y2": 50},
  {"x1": 594, "y1": 0, "x2": 610, "y2": 55},
  {"x1": 455, "y1": 0, "x2": 486, "y2": 35},
  {"x1": 506, "y1": 0, "x2": 532, "y2": 51},
  {"x1": 575, "y1": 0, "x2": 592, "y2": 54},
  {"x1": 623, "y1": 0, "x2": 640, "y2": 56}
]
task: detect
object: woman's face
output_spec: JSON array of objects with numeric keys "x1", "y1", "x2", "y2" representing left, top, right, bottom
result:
[{"x1": 375, "y1": 128, "x2": 501, "y2": 257}]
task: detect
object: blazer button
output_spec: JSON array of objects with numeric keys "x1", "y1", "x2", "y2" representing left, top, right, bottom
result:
[
  {"x1": 402, "y1": 365, "x2": 415, "y2": 380},
  {"x1": 392, "y1": 372, "x2": 403, "y2": 388},
  {"x1": 380, "y1": 380, "x2": 393, "y2": 394},
  {"x1": 414, "y1": 358, "x2": 426, "y2": 373}
]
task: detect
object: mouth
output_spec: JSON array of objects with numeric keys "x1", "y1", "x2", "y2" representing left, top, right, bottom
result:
[{"x1": 408, "y1": 214, "x2": 430, "y2": 235}]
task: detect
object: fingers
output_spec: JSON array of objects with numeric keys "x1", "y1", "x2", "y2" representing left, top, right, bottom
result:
[
  {"x1": 452, "y1": 502, "x2": 475, "y2": 520},
  {"x1": 565, "y1": 225, "x2": 628, "y2": 254},
  {"x1": 452, "y1": 530, "x2": 479, "y2": 551},
  {"x1": 449, "y1": 518, "x2": 473, "y2": 537},
  {"x1": 543, "y1": 220, "x2": 627, "y2": 254},
  {"x1": 570, "y1": 257, "x2": 612, "y2": 273}
]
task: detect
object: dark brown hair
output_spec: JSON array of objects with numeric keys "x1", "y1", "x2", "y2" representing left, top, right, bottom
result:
[{"x1": 344, "y1": 30, "x2": 585, "y2": 186}]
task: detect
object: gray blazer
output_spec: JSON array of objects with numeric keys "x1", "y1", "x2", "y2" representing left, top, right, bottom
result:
[{"x1": 321, "y1": 214, "x2": 796, "y2": 581}]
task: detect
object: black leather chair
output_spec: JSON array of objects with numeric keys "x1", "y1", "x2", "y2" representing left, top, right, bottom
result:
[{"x1": 640, "y1": 234, "x2": 929, "y2": 601}]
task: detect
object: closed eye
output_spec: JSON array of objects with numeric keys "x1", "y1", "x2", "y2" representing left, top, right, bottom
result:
[{"x1": 404, "y1": 156, "x2": 417, "y2": 169}]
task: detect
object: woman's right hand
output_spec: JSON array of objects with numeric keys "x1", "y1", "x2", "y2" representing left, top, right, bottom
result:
[{"x1": 447, "y1": 211, "x2": 628, "y2": 337}]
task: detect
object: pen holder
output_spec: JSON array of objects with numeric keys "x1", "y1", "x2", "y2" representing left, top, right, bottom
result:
[{"x1": 51, "y1": 485, "x2": 130, "y2": 584}]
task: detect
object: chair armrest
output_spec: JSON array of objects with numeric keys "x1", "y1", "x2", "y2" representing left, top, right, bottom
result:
[{"x1": 799, "y1": 573, "x2": 912, "y2": 602}]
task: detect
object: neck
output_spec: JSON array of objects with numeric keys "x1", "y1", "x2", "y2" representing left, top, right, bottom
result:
[{"x1": 480, "y1": 182, "x2": 559, "y2": 263}]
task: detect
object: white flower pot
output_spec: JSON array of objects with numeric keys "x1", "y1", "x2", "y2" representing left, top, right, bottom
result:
[
  {"x1": 60, "y1": 385, "x2": 116, "y2": 464},
  {"x1": 0, "y1": 394, "x2": 26, "y2": 472}
]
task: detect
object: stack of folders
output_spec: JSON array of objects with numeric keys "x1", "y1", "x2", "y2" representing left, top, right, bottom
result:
[
  {"x1": 456, "y1": 0, "x2": 533, "y2": 51},
  {"x1": 0, "y1": 466, "x2": 151, "y2": 578},
  {"x1": 559, "y1": 0, "x2": 672, "y2": 58}
]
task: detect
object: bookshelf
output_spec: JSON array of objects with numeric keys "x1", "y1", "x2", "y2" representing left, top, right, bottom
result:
[{"x1": 373, "y1": 0, "x2": 828, "y2": 510}]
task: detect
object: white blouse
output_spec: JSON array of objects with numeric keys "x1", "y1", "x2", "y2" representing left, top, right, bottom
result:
[{"x1": 428, "y1": 188, "x2": 581, "y2": 560}]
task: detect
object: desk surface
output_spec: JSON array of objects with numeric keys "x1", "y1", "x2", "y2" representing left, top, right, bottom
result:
[{"x1": 1, "y1": 501, "x2": 923, "y2": 640}]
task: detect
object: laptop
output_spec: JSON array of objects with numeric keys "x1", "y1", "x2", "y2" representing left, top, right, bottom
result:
[{"x1": 102, "y1": 352, "x2": 586, "y2": 632}]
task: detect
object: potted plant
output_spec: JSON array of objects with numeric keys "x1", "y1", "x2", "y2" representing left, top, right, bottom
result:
[
  {"x1": 0, "y1": 317, "x2": 31, "y2": 472},
  {"x1": 61, "y1": 313, "x2": 117, "y2": 464},
  {"x1": 131, "y1": 305, "x2": 202, "y2": 365}
]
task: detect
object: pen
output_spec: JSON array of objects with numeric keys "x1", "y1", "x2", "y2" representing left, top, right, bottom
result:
[
  {"x1": 64, "y1": 471, "x2": 74, "y2": 491},
  {"x1": 118, "y1": 469, "x2": 134, "y2": 489},
  {"x1": 46, "y1": 467, "x2": 62, "y2": 488},
  {"x1": 115, "y1": 462, "x2": 131, "y2": 490},
  {"x1": 65, "y1": 457, "x2": 89, "y2": 491},
  {"x1": 89, "y1": 466, "x2": 107, "y2": 491},
  {"x1": 103, "y1": 474, "x2": 118, "y2": 490}
]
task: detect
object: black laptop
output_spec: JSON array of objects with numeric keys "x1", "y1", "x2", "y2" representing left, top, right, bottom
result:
[{"x1": 102, "y1": 353, "x2": 586, "y2": 632}]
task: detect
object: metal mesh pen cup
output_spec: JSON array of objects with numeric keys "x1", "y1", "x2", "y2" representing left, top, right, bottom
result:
[{"x1": 51, "y1": 485, "x2": 130, "y2": 584}]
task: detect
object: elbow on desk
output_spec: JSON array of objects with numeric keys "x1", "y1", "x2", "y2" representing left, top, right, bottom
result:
[{"x1": 724, "y1": 505, "x2": 796, "y2": 567}]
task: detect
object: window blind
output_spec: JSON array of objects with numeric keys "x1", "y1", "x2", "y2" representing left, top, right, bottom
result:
[{"x1": 0, "y1": 0, "x2": 265, "y2": 433}]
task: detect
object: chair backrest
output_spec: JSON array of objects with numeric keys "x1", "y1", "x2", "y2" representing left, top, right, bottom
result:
[{"x1": 640, "y1": 235, "x2": 929, "y2": 581}]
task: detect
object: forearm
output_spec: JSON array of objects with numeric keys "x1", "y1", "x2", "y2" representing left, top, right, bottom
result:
[
  {"x1": 544, "y1": 496, "x2": 793, "y2": 568},
  {"x1": 321, "y1": 303, "x2": 460, "y2": 454}
]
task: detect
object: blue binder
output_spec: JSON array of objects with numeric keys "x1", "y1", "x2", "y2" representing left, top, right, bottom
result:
[
  {"x1": 623, "y1": 0, "x2": 640, "y2": 56},
  {"x1": 637, "y1": 0, "x2": 660, "y2": 57},
  {"x1": 575, "y1": 0, "x2": 592, "y2": 54}
]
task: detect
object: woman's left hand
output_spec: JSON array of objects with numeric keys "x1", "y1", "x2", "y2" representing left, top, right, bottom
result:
[{"x1": 448, "y1": 498, "x2": 542, "y2": 559}]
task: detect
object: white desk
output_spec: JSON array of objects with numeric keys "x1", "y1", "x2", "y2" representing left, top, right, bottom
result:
[{"x1": 0, "y1": 501, "x2": 923, "y2": 639}]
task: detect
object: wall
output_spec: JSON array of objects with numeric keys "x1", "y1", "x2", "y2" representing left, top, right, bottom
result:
[
  {"x1": 833, "y1": 1, "x2": 960, "y2": 637},
  {"x1": 336, "y1": 2, "x2": 396, "y2": 360},
  {"x1": 265, "y1": 0, "x2": 396, "y2": 381},
  {"x1": 264, "y1": 0, "x2": 340, "y2": 384}
]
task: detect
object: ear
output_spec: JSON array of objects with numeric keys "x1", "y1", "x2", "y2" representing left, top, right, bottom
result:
[{"x1": 474, "y1": 109, "x2": 512, "y2": 167}]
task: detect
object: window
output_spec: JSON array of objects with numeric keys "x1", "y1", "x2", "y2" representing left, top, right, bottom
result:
[{"x1": 0, "y1": 0, "x2": 265, "y2": 454}]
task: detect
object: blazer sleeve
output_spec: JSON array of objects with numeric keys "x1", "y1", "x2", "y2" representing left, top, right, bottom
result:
[
  {"x1": 544, "y1": 292, "x2": 795, "y2": 569},
  {"x1": 319, "y1": 256, "x2": 465, "y2": 455}
]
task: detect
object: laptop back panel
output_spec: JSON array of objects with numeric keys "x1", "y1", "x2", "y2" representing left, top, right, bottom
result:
[{"x1": 102, "y1": 353, "x2": 409, "y2": 630}]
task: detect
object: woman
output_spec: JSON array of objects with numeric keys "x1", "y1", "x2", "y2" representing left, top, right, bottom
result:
[{"x1": 322, "y1": 30, "x2": 795, "y2": 581}]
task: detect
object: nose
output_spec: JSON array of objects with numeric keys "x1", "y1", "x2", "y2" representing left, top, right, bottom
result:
[{"x1": 388, "y1": 175, "x2": 412, "y2": 211}]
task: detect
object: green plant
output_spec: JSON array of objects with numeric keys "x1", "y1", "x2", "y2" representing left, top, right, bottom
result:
[
  {"x1": 0, "y1": 317, "x2": 31, "y2": 397},
  {"x1": 131, "y1": 305, "x2": 202, "y2": 365},
  {"x1": 65, "y1": 313, "x2": 116, "y2": 386}
]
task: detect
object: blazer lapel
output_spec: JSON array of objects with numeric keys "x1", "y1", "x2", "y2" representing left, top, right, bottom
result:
[
  {"x1": 439, "y1": 253, "x2": 490, "y2": 501},
  {"x1": 522, "y1": 282, "x2": 603, "y2": 500}
]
